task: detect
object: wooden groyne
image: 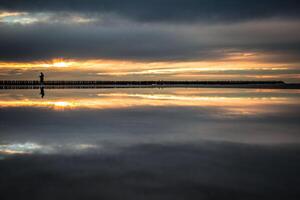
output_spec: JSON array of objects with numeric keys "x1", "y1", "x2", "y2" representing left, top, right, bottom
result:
[
  {"x1": 0, "y1": 80, "x2": 299, "y2": 89},
  {"x1": 0, "y1": 80, "x2": 286, "y2": 85}
]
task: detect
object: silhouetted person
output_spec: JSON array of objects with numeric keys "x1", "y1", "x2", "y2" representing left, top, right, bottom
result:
[
  {"x1": 39, "y1": 72, "x2": 44, "y2": 84},
  {"x1": 40, "y1": 86, "x2": 45, "y2": 98}
]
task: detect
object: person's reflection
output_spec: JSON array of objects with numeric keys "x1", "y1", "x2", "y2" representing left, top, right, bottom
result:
[{"x1": 40, "y1": 86, "x2": 45, "y2": 98}]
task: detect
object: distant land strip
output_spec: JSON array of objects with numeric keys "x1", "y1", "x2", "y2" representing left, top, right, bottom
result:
[{"x1": 1, "y1": 80, "x2": 300, "y2": 89}]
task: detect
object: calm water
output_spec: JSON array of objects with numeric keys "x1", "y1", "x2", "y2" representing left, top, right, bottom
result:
[{"x1": 1, "y1": 88, "x2": 300, "y2": 199}]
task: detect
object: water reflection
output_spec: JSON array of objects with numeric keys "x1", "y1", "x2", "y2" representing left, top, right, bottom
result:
[
  {"x1": 40, "y1": 86, "x2": 45, "y2": 98},
  {"x1": 0, "y1": 88, "x2": 299, "y2": 153},
  {"x1": 0, "y1": 142, "x2": 98, "y2": 155},
  {"x1": 0, "y1": 142, "x2": 42, "y2": 154},
  {"x1": 0, "y1": 88, "x2": 300, "y2": 199},
  {"x1": 0, "y1": 89, "x2": 299, "y2": 115}
]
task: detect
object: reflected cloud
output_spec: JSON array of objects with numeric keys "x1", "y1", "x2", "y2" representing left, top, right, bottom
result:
[
  {"x1": 0, "y1": 89, "x2": 299, "y2": 148},
  {"x1": 0, "y1": 142, "x2": 100, "y2": 157},
  {"x1": 0, "y1": 143, "x2": 43, "y2": 154},
  {"x1": 0, "y1": 89, "x2": 299, "y2": 116}
]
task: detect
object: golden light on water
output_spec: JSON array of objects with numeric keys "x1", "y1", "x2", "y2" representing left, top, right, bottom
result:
[{"x1": 0, "y1": 90, "x2": 298, "y2": 115}]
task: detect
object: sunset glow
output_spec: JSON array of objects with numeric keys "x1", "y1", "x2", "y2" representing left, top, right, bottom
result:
[
  {"x1": 0, "y1": 57, "x2": 298, "y2": 81},
  {"x1": 1, "y1": 8, "x2": 299, "y2": 82}
]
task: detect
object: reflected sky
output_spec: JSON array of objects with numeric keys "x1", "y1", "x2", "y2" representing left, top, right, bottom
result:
[
  {"x1": 1, "y1": 88, "x2": 300, "y2": 199},
  {"x1": 1, "y1": 88, "x2": 300, "y2": 156}
]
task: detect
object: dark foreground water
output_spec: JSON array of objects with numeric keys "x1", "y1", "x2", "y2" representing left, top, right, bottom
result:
[{"x1": 0, "y1": 88, "x2": 300, "y2": 200}]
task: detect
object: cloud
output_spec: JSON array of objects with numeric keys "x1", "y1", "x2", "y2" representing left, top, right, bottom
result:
[
  {"x1": 0, "y1": 18, "x2": 299, "y2": 62},
  {"x1": 0, "y1": 21, "x2": 223, "y2": 62},
  {"x1": 0, "y1": 0, "x2": 300, "y2": 22}
]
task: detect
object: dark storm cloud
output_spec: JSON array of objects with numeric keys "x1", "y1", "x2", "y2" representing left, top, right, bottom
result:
[
  {"x1": 0, "y1": 1, "x2": 300, "y2": 63},
  {"x1": 0, "y1": 19, "x2": 300, "y2": 62},
  {"x1": 0, "y1": 0, "x2": 300, "y2": 22},
  {"x1": 0, "y1": 23, "x2": 224, "y2": 62},
  {"x1": 1, "y1": 143, "x2": 300, "y2": 200}
]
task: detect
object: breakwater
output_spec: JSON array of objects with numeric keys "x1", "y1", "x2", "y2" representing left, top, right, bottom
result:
[{"x1": 1, "y1": 80, "x2": 299, "y2": 89}]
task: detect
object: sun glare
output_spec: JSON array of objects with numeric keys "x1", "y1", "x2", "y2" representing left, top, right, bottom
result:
[
  {"x1": 40, "y1": 59, "x2": 75, "y2": 68},
  {"x1": 52, "y1": 62, "x2": 69, "y2": 68}
]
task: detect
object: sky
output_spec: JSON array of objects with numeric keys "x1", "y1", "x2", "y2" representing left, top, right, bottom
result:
[{"x1": 0, "y1": 0, "x2": 300, "y2": 82}]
